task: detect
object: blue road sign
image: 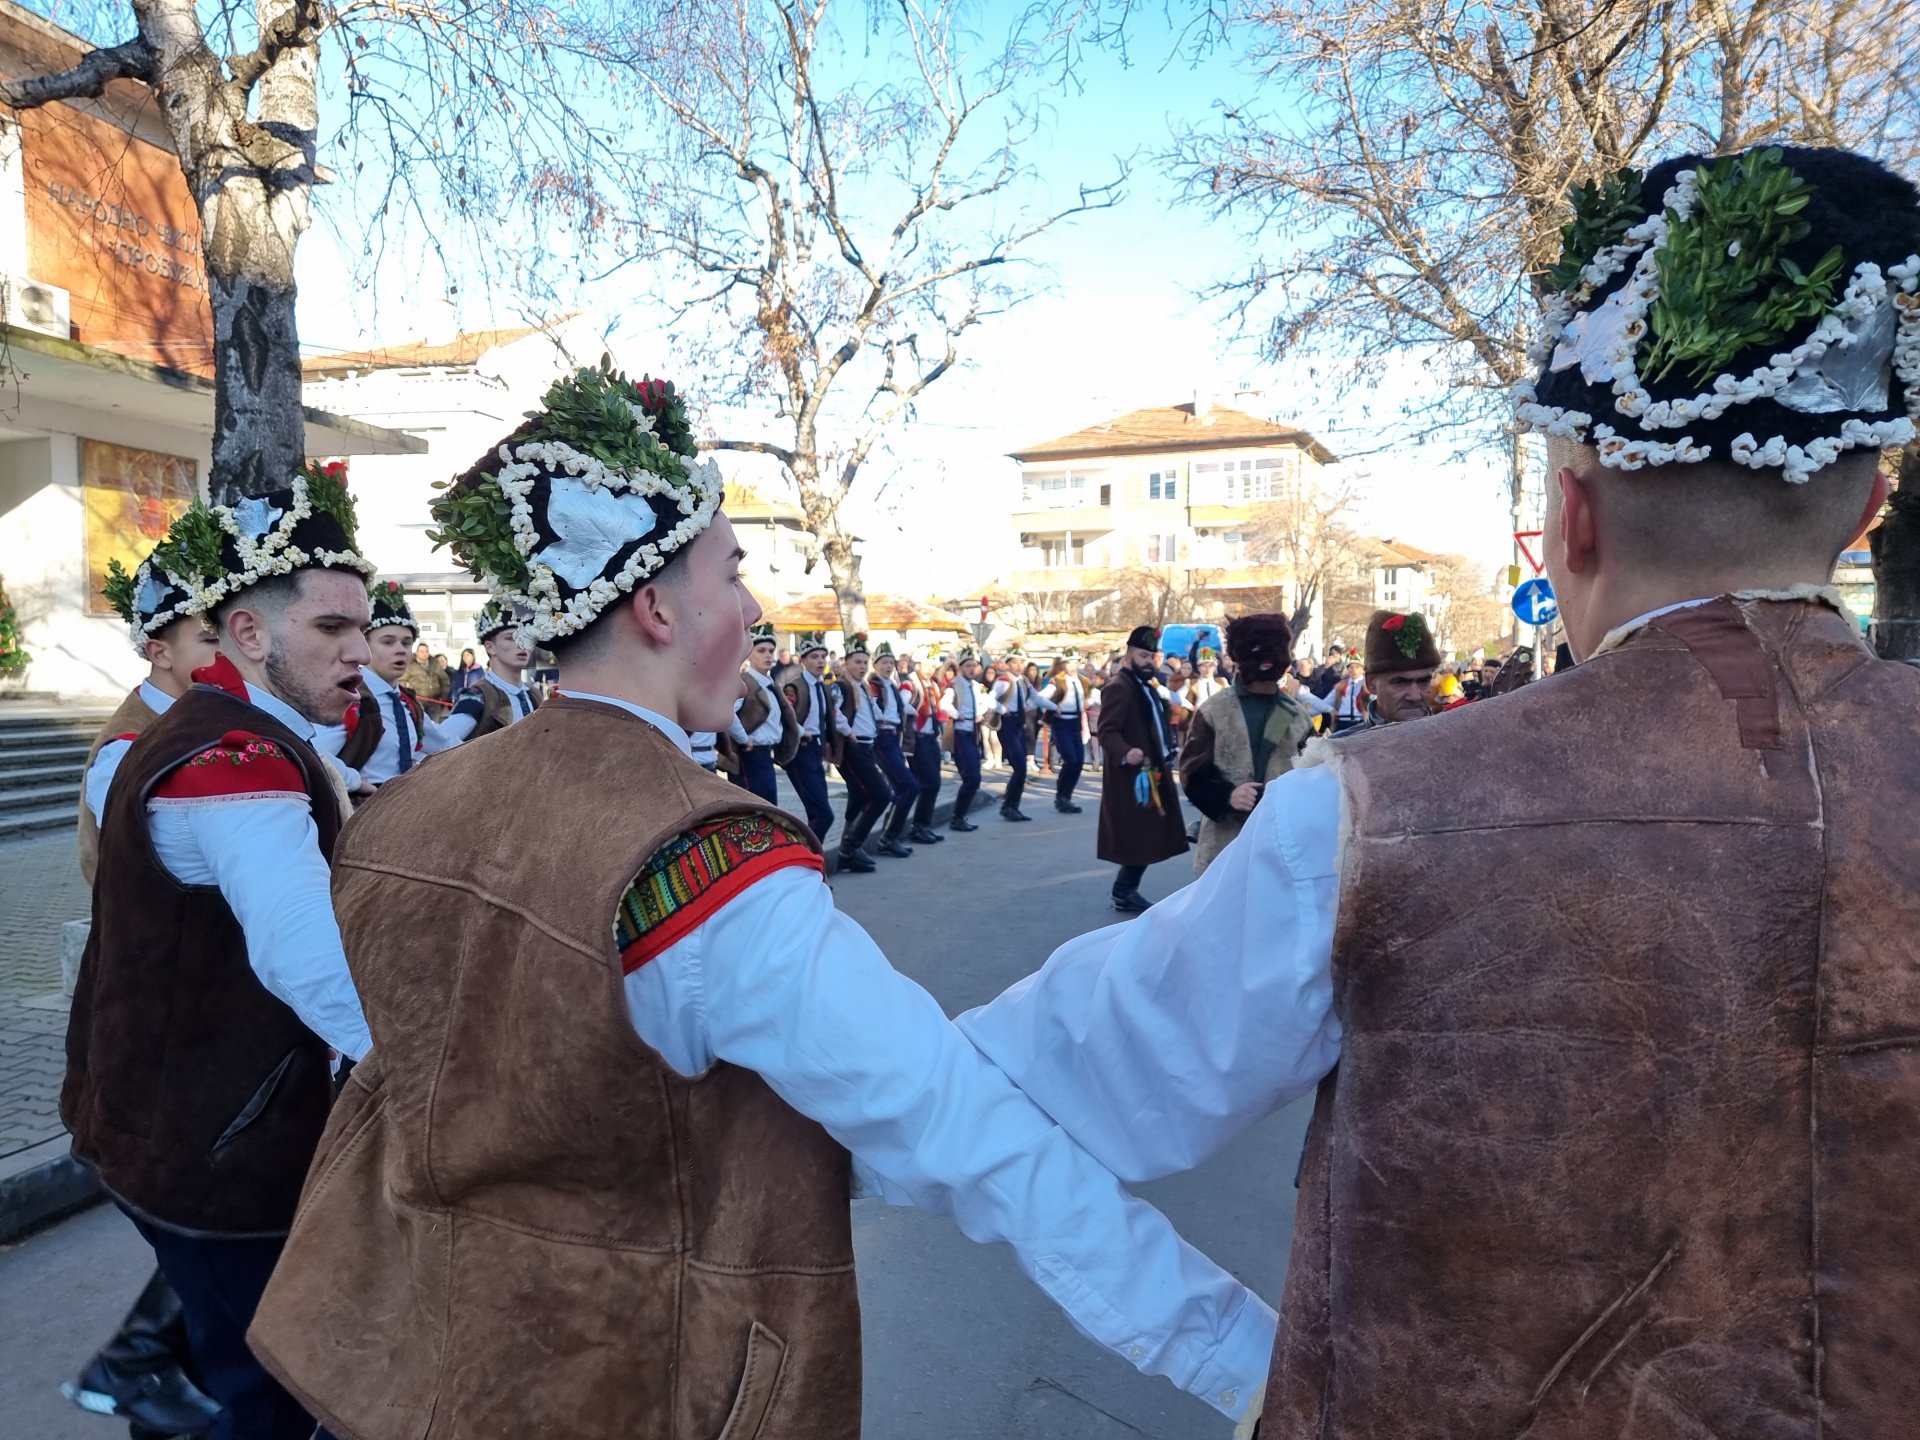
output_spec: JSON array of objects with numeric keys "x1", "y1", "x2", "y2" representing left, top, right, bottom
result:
[{"x1": 1511, "y1": 577, "x2": 1558, "y2": 627}]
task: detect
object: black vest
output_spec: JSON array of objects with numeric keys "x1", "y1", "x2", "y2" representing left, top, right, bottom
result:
[{"x1": 63, "y1": 686, "x2": 342, "y2": 1235}]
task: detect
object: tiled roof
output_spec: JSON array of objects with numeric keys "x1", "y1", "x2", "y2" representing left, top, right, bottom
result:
[
  {"x1": 1010, "y1": 403, "x2": 1336, "y2": 464},
  {"x1": 301, "y1": 319, "x2": 574, "y2": 378},
  {"x1": 1372, "y1": 537, "x2": 1444, "y2": 567},
  {"x1": 763, "y1": 593, "x2": 972, "y2": 633}
]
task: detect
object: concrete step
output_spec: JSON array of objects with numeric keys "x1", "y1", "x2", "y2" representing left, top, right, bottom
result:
[
  {"x1": 0, "y1": 804, "x2": 77, "y2": 843},
  {"x1": 0, "y1": 741, "x2": 92, "y2": 768},
  {"x1": 0, "y1": 725, "x2": 104, "y2": 753},
  {"x1": 0, "y1": 761, "x2": 85, "y2": 792},
  {"x1": 0, "y1": 783, "x2": 80, "y2": 818}
]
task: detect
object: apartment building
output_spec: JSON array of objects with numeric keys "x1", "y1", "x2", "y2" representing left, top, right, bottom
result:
[{"x1": 1005, "y1": 398, "x2": 1337, "y2": 634}]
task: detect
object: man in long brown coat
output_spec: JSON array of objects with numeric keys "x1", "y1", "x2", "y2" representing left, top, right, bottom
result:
[
  {"x1": 1096, "y1": 624, "x2": 1187, "y2": 911},
  {"x1": 962, "y1": 145, "x2": 1920, "y2": 1438}
]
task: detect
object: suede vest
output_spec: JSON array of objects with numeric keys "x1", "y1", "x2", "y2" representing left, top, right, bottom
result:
[
  {"x1": 250, "y1": 696, "x2": 859, "y2": 1440},
  {"x1": 1265, "y1": 598, "x2": 1920, "y2": 1439},
  {"x1": 62, "y1": 687, "x2": 342, "y2": 1235},
  {"x1": 471, "y1": 674, "x2": 536, "y2": 738},
  {"x1": 77, "y1": 686, "x2": 160, "y2": 886},
  {"x1": 1191, "y1": 686, "x2": 1312, "y2": 873}
]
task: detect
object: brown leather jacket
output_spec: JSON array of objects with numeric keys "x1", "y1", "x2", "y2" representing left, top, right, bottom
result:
[
  {"x1": 251, "y1": 696, "x2": 858, "y2": 1440},
  {"x1": 1265, "y1": 597, "x2": 1920, "y2": 1439}
]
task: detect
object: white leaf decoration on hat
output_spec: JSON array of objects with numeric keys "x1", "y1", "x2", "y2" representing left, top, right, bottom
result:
[
  {"x1": 231, "y1": 495, "x2": 284, "y2": 540},
  {"x1": 134, "y1": 566, "x2": 168, "y2": 618},
  {"x1": 531, "y1": 474, "x2": 659, "y2": 588}
]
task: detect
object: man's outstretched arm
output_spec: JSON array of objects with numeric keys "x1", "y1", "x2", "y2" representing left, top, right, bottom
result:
[
  {"x1": 620, "y1": 829, "x2": 1274, "y2": 1422},
  {"x1": 959, "y1": 764, "x2": 1347, "y2": 1182}
]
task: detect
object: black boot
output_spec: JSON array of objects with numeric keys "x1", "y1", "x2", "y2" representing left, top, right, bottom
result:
[
  {"x1": 876, "y1": 838, "x2": 914, "y2": 858},
  {"x1": 1055, "y1": 800, "x2": 1083, "y2": 814},
  {"x1": 64, "y1": 1271, "x2": 219, "y2": 1437},
  {"x1": 909, "y1": 824, "x2": 946, "y2": 845},
  {"x1": 837, "y1": 847, "x2": 877, "y2": 873},
  {"x1": 949, "y1": 797, "x2": 977, "y2": 832},
  {"x1": 1110, "y1": 889, "x2": 1153, "y2": 914},
  {"x1": 1001, "y1": 807, "x2": 1032, "y2": 822}
]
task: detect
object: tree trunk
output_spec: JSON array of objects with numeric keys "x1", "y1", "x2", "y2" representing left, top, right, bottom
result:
[
  {"x1": 788, "y1": 448, "x2": 867, "y2": 637},
  {"x1": 205, "y1": 196, "x2": 307, "y2": 502},
  {"x1": 1870, "y1": 444, "x2": 1920, "y2": 664}
]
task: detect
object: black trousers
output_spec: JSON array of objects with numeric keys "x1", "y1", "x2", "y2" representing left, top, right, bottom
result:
[
  {"x1": 873, "y1": 730, "x2": 919, "y2": 840},
  {"x1": 911, "y1": 731, "x2": 944, "y2": 825},
  {"x1": 837, "y1": 740, "x2": 891, "y2": 852},
  {"x1": 1113, "y1": 862, "x2": 1148, "y2": 896},
  {"x1": 122, "y1": 1209, "x2": 316, "y2": 1440},
  {"x1": 783, "y1": 738, "x2": 837, "y2": 845},
  {"x1": 999, "y1": 716, "x2": 1029, "y2": 810},
  {"x1": 952, "y1": 728, "x2": 982, "y2": 820},
  {"x1": 1050, "y1": 719, "x2": 1084, "y2": 803},
  {"x1": 733, "y1": 745, "x2": 779, "y2": 804}
]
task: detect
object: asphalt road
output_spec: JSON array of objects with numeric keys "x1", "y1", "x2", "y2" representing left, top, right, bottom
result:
[{"x1": 0, "y1": 789, "x2": 1306, "y2": 1440}]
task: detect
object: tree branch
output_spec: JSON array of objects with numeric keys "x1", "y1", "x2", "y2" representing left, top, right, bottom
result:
[
  {"x1": 0, "y1": 37, "x2": 154, "y2": 109},
  {"x1": 709, "y1": 437, "x2": 798, "y2": 467}
]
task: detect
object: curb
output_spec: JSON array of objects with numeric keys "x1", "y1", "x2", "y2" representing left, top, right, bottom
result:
[{"x1": 0, "y1": 1135, "x2": 101, "y2": 1243}]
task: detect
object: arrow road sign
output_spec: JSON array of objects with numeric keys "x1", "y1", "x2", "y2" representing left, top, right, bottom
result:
[{"x1": 1511, "y1": 577, "x2": 1559, "y2": 627}]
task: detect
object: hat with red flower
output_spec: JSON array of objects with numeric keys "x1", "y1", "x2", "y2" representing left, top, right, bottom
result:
[
  {"x1": 1364, "y1": 609, "x2": 1441, "y2": 675},
  {"x1": 202, "y1": 460, "x2": 376, "y2": 612},
  {"x1": 368, "y1": 578, "x2": 418, "y2": 638}
]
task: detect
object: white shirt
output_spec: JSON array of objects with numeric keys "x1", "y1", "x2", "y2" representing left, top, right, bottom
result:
[
  {"x1": 586, "y1": 694, "x2": 1274, "y2": 1417},
  {"x1": 1052, "y1": 674, "x2": 1086, "y2": 718},
  {"x1": 959, "y1": 763, "x2": 1345, "y2": 1182},
  {"x1": 97, "y1": 680, "x2": 374, "y2": 1061},
  {"x1": 313, "y1": 668, "x2": 421, "y2": 787},
  {"x1": 689, "y1": 731, "x2": 720, "y2": 768},
  {"x1": 84, "y1": 679, "x2": 175, "y2": 824},
  {"x1": 941, "y1": 678, "x2": 979, "y2": 730},
  {"x1": 799, "y1": 672, "x2": 830, "y2": 739},
  {"x1": 735, "y1": 670, "x2": 786, "y2": 747},
  {"x1": 873, "y1": 676, "x2": 905, "y2": 728},
  {"x1": 842, "y1": 676, "x2": 878, "y2": 741}
]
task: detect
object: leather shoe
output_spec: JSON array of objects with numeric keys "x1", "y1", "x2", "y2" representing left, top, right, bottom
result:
[
  {"x1": 949, "y1": 817, "x2": 978, "y2": 832},
  {"x1": 1055, "y1": 801, "x2": 1083, "y2": 814},
  {"x1": 1110, "y1": 889, "x2": 1154, "y2": 914},
  {"x1": 1001, "y1": 808, "x2": 1032, "y2": 822},
  {"x1": 877, "y1": 839, "x2": 914, "y2": 858},
  {"x1": 837, "y1": 848, "x2": 877, "y2": 873},
  {"x1": 64, "y1": 1271, "x2": 219, "y2": 1438},
  {"x1": 909, "y1": 825, "x2": 946, "y2": 844}
]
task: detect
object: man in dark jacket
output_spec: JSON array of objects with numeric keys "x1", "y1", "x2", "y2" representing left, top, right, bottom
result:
[{"x1": 1096, "y1": 625, "x2": 1188, "y2": 912}]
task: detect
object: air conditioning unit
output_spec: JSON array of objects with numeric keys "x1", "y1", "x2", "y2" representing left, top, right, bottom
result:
[{"x1": 3, "y1": 276, "x2": 72, "y2": 337}]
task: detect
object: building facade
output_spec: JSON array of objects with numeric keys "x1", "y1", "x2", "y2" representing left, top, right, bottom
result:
[
  {"x1": 0, "y1": 0, "x2": 419, "y2": 698},
  {"x1": 1004, "y1": 399, "x2": 1338, "y2": 646}
]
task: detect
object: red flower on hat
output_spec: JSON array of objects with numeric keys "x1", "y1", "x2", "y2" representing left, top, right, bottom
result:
[
  {"x1": 322, "y1": 460, "x2": 348, "y2": 480},
  {"x1": 1382, "y1": 614, "x2": 1406, "y2": 631}
]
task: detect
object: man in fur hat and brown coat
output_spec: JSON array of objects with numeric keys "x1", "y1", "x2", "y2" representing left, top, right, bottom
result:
[{"x1": 1178, "y1": 613, "x2": 1314, "y2": 875}]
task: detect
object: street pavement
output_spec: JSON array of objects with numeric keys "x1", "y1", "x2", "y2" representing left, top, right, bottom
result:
[
  {"x1": 0, "y1": 833, "x2": 91, "y2": 1161},
  {"x1": 0, "y1": 780, "x2": 1305, "y2": 1440}
]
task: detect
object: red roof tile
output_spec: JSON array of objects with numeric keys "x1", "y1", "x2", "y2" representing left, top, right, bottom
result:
[
  {"x1": 301, "y1": 319, "x2": 575, "y2": 378},
  {"x1": 1010, "y1": 403, "x2": 1336, "y2": 464}
]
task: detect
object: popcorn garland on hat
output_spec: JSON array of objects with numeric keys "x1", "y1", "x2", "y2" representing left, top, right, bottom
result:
[
  {"x1": 205, "y1": 461, "x2": 377, "y2": 606},
  {"x1": 429, "y1": 363, "x2": 724, "y2": 644},
  {"x1": 368, "y1": 579, "x2": 418, "y2": 635},
  {"x1": 475, "y1": 598, "x2": 522, "y2": 644},
  {"x1": 1514, "y1": 147, "x2": 1920, "y2": 482},
  {"x1": 102, "y1": 501, "x2": 223, "y2": 654}
]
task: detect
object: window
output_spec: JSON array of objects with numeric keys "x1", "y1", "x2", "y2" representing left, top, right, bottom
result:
[
  {"x1": 1023, "y1": 470, "x2": 1093, "y2": 505},
  {"x1": 1039, "y1": 537, "x2": 1085, "y2": 568},
  {"x1": 1149, "y1": 469, "x2": 1180, "y2": 501},
  {"x1": 1147, "y1": 533, "x2": 1179, "y2": 563}
]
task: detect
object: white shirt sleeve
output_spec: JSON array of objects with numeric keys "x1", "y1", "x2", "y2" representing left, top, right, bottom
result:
[
  {"x1": 958, "y1": 764, "x2": 1346, "y2": 1182},
  {"x1": 308, "y1": 723, "x2": 363, "y2": 790},
  {"x1": 623, "y1": 866, "x2": 1275, "y2": 1418},
  {"x1": 1290, "y1": 686, "x2": 1336, "y2": 717},
  {"x1": 85, "y1": 738, "x2": 134, "y2": 825},
  {"x1": 148, "y1": 796, "x2": 373, "y2": 1060}
]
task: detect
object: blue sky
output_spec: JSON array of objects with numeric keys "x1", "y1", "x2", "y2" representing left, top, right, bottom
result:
[{"x1": 288, "y1": 4, "x2": 1519, "y2": 594}]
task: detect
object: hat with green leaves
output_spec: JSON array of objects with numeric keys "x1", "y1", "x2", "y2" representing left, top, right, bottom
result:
[
  {"x1": 872, "y1": 639, "x2": 894, "y2": 661},
  {"x1": 101, "y1": 502, "x2": 223, "y2": 654},
  {"x1": 797, "y1": 630, "x2": 828, "y2": 658},
  {"x1": 429, "y1": 361, "x2": 725, "y2": 644},
  {"x1": 845, "y1": 630, "x2": 871, "y2": 657},
  {"x1": 1517, "y1": 146, "x2": 1920, "y2": 482},
  {"x1": 749, "y1": 621, "x2": 777, "y2": 648},
  {"x1": 368, "y1": 579, "x2": 418, "y2": 637},
  {"x1": 476, "y1": 598, "x2": 521, "y2": 645},
  {"x1": 202, "y1": 462, "x2": 376, "y2": 609}
]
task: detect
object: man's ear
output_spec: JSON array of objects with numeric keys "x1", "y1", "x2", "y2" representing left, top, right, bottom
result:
[
  {"x1": 1555, "y1": 466, "x2": 1600, "y2": 577},
  {"x1": 629, "y1": 580, "x2": 674, "y2": 647},
  {"x1": 222, "y1": 607, "x2": 270, "y2": 663}
]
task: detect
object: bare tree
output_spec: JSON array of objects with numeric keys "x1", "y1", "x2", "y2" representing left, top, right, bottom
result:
[
  {"x1": 1424, "y1": 552, "x2": 1510, "y2": 656},
  {"x1": 1096, "y1": 564, "x2": 1206, "y2": 633},
  {"x1": 0, "y1": 0, "x2": 627, "y2": 501},
  {"x1": 1242, "y1": 465, "x2": 1370, "y2": 637},
  {"x1": 596, "y1": 0, "x2": 1124, "y2": 633},
  {"x1": 1169, "y1": 0, "x2": 1920, "y2": 657}
]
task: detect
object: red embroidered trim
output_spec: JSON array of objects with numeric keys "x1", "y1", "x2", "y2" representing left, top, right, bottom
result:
[
  {"x1": 617, "y1": 814, "x2": 822, "y2": 974},
  {"x1": 190, "y1": 653, "x2": 251, "y2": 700},
  {"x1": 152, "y1": 730, "x2": 306, "y2": 800}
]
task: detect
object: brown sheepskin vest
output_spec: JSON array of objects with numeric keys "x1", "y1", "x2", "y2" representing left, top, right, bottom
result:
[
  {"x1": 250, "y1": 695, "x2": 859, "y2": 1440},
  {"x1": 1264, "y1": 597, "x2": 1920, "y2": 1439},
  {"x1": 64, "y1": 687, "x2": 341, "y2": 1234},
  {"x1": 1190, "y1": 686, "x2": 1312, "y2": 873},
  {"x1": 77, "y1": 686, "x2": 160, "y2": 886}
]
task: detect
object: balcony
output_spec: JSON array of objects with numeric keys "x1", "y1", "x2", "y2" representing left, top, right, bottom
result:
[{"x1": 1010, "y1": 503, "x2": 1113, "y2": 533}]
